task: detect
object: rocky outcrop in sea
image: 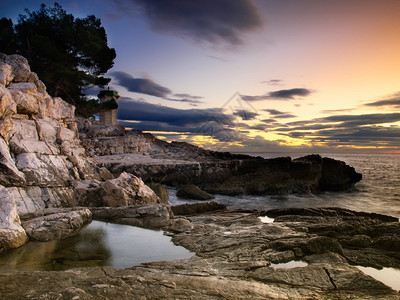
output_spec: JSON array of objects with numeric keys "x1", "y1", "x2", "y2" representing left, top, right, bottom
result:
[{"x1": 84, "y1": 123, "x2": 362, "y2": 195}]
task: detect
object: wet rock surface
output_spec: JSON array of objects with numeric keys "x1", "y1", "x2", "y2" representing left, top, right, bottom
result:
[
  {"x1": 176, "y1": 184, "x2": 215, "y2": 200},
  {"x1": 0, "y1": 207, "x2": 399, "y2": 299}
]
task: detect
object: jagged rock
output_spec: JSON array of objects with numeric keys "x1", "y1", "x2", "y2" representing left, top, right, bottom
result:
[
  {"x1": 320, "y1": 157, "x2": 363, "y2": 191},
  {"x1": 74, "y1": 172, "x2": 160, "y2": 207},
  {"x1": 0, "y1": 85, "x2": 16, "y2": 140},
  {"x1": 0, "y1": 186, "x2": 28, "y2": 252},
  {"x1": 0, "y1": 137, "x2": 26, "y2": 186},
  {"x1": 15, "y1": 152, "x2": 78, "y2": 186},
  {"x1": 177, "y1": 184, "x2": 215, "y2": 200},
  {"x1": 91, "y1": 204, "x2": 173, "y2": 229},
  {"x1": 0, "y1": 62, "x2": 13, "y2": 85},
  {"x1": 147, "y1": 182, "x2": 169, "y2": 203},
  {"x1": 172, "y1": 201, "x2": 227, "y2": 216},
  {"x1": 1, "y1": 54, "x2": 31, "y2": 83},
  {"x1": 21, "y1": 208, "x2": 92, "y2": 242}
]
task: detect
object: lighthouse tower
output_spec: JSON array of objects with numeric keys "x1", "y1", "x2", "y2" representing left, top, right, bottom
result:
[{"x1": 98, "y1": 89, "x2": 120, "y2": 126}]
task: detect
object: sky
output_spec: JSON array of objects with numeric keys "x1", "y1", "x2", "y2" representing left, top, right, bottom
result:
[{"x1": 2, "y1": 0, "x2": 400, "y2": 153}]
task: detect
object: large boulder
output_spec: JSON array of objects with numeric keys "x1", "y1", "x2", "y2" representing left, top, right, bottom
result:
[
  {"x1": 22, "y1": 208, "x2": 92, "y2": 242},
  {"x1": 75, "y1": 172, "x2": 160, "y2": 207}
]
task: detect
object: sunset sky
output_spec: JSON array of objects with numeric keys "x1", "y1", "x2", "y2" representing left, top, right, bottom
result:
[{"x1": 3, "y1": 0, "x2": 400, "y2": 153}]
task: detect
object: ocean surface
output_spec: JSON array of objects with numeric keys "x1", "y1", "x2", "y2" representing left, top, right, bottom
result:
[{"x1": 169, "y1": 153, "x2": 400, "y2": 219}]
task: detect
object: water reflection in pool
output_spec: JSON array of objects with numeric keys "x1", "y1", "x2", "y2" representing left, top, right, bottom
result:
[
  {"x1": 0, "y1": 221, "x2": 193, "y2": 271},
  {"x1": 356, "y1": 266, "x2": 400, "y2": 291}
]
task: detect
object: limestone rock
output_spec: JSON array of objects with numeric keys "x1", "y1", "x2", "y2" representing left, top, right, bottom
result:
[
  {"x1": 91, "y1": 204, "x2": 173, "y2": 229},
  {"x1": 0, "y1": 186, "x2": 28, "y2": 252},
  {"x1": 42, "y1": 96, "x2": 75, "y2": 120},
  {"x1": 177, "y1": 184, "x2": 215, "y2": 200},
  {"x1": 22, "y1": 208, "x2": 92, "y2": 242},
  {"x1": 0, "y1": 137, "x2": 26, "y2": 186},
  {"x1": 147, "y1": 182, "x2": 169, "y2": 203},
  {"x1": 15, "y1": 152, "x2": 77, "y2": 186},
  {"x1": 75, "y1": 172, "x2": 160, "y2": 207},
  {"x1": 1, "y1": 54, "x2": 31, "y2": 82},
  {"x1": 0, "y1": 62, "x2": 13, "y2": 86},
  {"x1": 0, "y1": 85, "x2": 16, "y2": 140}
]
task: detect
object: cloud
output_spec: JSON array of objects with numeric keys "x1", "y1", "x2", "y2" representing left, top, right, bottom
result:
[
  {"x1": 268, "y1": 88, "x2": 312, "y2": 99},
  {"x1": 233, "y1": 109, "x2": 259, "y2": 120},
  {"x1": 261, "y1": 79, "x2": 283, "y2": 86},
  {"x1": 128, "y1": 0, "x2": 262, "y2": 45},
  {"x1": 240, "y1": 88, "x2": 312, "y2": 101},
  {"x1": 264, "y1": 109, "x2": 285, "y2": 115},
  {"x1": 167, "y1": 93, "x2": 204, "y2": 106},
  {"x1": 111, "y1": 71, "x2": 171, "y2": 98},
  {"x1": 363, "y1": 92, "x2": 400, "y2": 108},
  {"x1": 111, "y1": 72, "x2": 203, "y2": 105},
  {"x1": 117, "y1": 97, "x2": 235, "y2": 127},
  {"x1": 263, "y1": 109, "x2": 296, "y2": 118}
]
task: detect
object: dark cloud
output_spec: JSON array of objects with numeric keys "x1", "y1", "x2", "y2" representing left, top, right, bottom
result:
[
  {"x1": 111, "y1": 71, "x2": 171, "y2": 98},
  {"x1": 128, "y1": 0, "x2": 262, "y2": 45},
  {"x1": 173, "y1": 93, "x2": 203, "y2": 100},
  {"x1": 167, "y1": 93, "x2": 204, "y2": 106},
  {"x1": 322, "y1": 113, "x2": 400, "y2": 127},
  {"x1": 363, "y1": 92, "x2": 400, "y2": 108},
  {"x1": 166, "y1": 98, "x2": 203, "y2": 106},
  {"x1": 117, "y1": 97, "x2": 234, "y2": 128},
  {"x1": 241, "y1": 88, "x2": 312, "y2": 101},
  {"x1": 269, "y1": 88, "x2": 312, "y2": 99},
  {"x1": 233, "y1": 109, "x2": 259, "y2": 120},
  {"x1": 263, "y1": 109, "x2": 296, "y2": 118},
  {"x1": 261, "y1": 118, "x2": 277, "y2": 123},
  {"x1": 264, "y1": 109, "x2": 285, "y2": 115}
]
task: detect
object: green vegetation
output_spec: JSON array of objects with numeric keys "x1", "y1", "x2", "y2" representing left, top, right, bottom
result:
[{"x1": 0, "y1": 3, "x2": 116, "y2": 116}]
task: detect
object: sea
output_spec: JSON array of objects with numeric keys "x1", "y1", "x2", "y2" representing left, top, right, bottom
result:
[{"x1": 169, "y1": 153, "x2": 400, "y2": 219}]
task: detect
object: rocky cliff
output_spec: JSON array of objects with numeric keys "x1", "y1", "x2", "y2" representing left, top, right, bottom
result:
[{"x1": 0, "y1": 54, "x2": 161, "y2": 252}]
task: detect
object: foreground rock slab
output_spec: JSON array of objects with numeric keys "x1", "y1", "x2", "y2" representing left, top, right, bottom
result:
[{"x1": 0, "y1": 207, "x2": 398, "y2": 299}]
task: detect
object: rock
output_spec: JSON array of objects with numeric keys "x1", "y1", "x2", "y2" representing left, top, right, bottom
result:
[
  {"x1": 0, "y1": 62, "x2": 13, "y2": 86},
  {"x1": 0, "y1": 85, "x2": 16, "y2": 140},
  {"x1": 0, "y1": 185, "x2": 28, "y2": 252},
  {"x1": 75, "y1": 172, "x2": 160, "y2": 207},
  {"x1": 21, "y1": 208, "x2": 92, "y2": 242},
  {"x1": 0, "y1": 137, "x2": 26, "y2": 186},
  {"x1": 172, "y1": 201, "x2": 226, "y2": 216},
  {"x1": 320, "y1": 157, "x2": 363, "y2": 191},
  {"x1": 15, "y1": 152, "x2": 78, "y2": 186},
  {"x1": 176, "y1": 184, "x2": 215, "y2": 200},
  {"x1": 147, "y1": 182, "x2": 169, "y2": 203},
  {"x1": 91, "y1": 204, "x2": 173, "y2": 230},
  {"x1": 0, "y1": 207, "x2": 399, "y2": 298},
  {"x1": 7, "y1": 84, "x2": 41, "y2": 115},
  {"x1": 1, "y1": 54, "x2": 31, "y2": 82}
]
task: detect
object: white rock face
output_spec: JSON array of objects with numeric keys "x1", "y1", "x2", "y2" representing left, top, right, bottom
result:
[
  {"x1": 0, "y1": 185, "x2": 28, "y2": 252},
  {"x1": 0, "y1": 137, "x2": 26, "y2": 186},
  {"x1": 22, "y1": 208, "x2": 92, "y2": 242},
  {"x1": 0, "y1": 53, "x2": 164, "y2": 250},
  {"x1": 75, "y1": 172, "x2": 160, "y2": 207}
]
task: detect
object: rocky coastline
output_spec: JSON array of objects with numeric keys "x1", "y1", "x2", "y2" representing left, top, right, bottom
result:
[{"x1": 1, "y1": 54, "x2": 399, "y2": 299}]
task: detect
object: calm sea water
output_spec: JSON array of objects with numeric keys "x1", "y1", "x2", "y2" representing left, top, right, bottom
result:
[{"x1": 169, "y1": 153, "x2": 400, "y2": 219}]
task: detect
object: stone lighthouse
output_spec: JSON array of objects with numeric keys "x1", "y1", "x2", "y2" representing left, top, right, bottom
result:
[{"x1": 98, "y1": 89, "x2": 120, "y2": 126}]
